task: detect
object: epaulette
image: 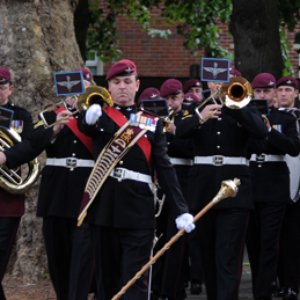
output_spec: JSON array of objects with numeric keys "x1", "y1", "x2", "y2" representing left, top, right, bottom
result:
[
  {"x1": 34, "y1": 120, "x2": 45, "y2": 129},
  {"x1": 182, "y1": 109, "x2": 190, "y2": 117}
]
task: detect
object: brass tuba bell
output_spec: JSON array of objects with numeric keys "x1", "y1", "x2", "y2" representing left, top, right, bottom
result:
[
  {"x1": 77, "y1": 85, "x2": 113, "y2": 111},
  {"x1": 0, "y1": 128, "x2": 40, "y2": 194}
]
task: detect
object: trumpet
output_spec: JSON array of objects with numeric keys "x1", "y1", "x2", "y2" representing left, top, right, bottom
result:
[
  {"x1": 195, "y1": 76, "x2": 253, "y2": 118},
  {"x1": 37, "y1": 85, "x2": 113, "y2": 129}
]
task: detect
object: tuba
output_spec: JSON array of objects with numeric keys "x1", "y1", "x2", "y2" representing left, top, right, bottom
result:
[
  {"x1": 0, "y1": 127, "x2": 40, "y2": 194},
  {"x1": 77, "y1": 85, "x2": 113, "y2": 111}
]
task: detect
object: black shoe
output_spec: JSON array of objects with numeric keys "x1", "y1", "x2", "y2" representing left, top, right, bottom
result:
[
  {"x1": 190, "y1": 282, "x2": 202, "y2": 295},
  {"x1": 283, "y1": 288, "x2": 298, "y2": 300}
]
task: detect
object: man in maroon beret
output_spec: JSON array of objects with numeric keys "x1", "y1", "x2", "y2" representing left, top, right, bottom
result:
[
  {"x1": 0, "y1": 66, "x2": 35, "y2": 300},
  {"x1": 276, "y1": 76, "x2": 298, "y2": 109},
  {"x1": 183, "y1": 79, "x2": 203, "y2": 102},
  {"x1": 80, "y1": 60, "x2": 194, "y2": 299},
  {"x1": 138, "y1": 87, "x2": 161, "y2": 104},
  {"x1": 275, "y1": 76, "x2": 300, "y2": 300},
  {"x1": 247, "y1": 72, "x2": 300, "y2": 300},
  {"x1": 251, "y1": 72, "x2": 277, "y2": 107}
]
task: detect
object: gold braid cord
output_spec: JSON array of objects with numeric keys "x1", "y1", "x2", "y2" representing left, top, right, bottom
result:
[
  {"x1": 77, "y1": 121, "x2": 148, "y2": 226},
  {"x1": 111, "y1": 178, "x2": 241, "y2": 300}
]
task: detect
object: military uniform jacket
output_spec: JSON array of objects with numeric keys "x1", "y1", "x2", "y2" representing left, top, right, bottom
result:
[
  {"x1": 166, "y1": 110, "x2": 194, "y2": 201},
  {"x1": 0, "y1": 102, "x2": 33, "y2": 217},
  {"x1": 80, "y1": 105, "x2": 188, "y2": 229},
  {"x1": 248, "y1": 107, "x2": 300, "y2": 203},
  {"x1": 176, "y1": 105, "x2": 267, "y2": 211},
  {"x1": 5, "y1": 110, "x2": 94, "y2": 219}
]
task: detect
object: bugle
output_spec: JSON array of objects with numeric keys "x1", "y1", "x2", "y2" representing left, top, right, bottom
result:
[
  {"x1": 195, "y1": 76, "x2": 253, "y2": 118},
  {"x1": 111, "y1": 178, "x2": 241, "y2": 300},
  {"x1": 37, "y1": 85, "x2": 113, "y2": 129}
]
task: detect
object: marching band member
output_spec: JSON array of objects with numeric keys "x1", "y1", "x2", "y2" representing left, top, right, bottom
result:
[
  {"x1": 0, "y1": 66, "x2": 34, "y2": 300},
  {"x1": 78, "y1": 59, "x2": 194, "y2": 300},
  {"x1": 151, "y1": 79, "x2": 194, "y2": 300},
  {"x1": 176, "y1": 77, "x2": 267, "y2": 300},
  {"x1": 246, "y1": 73, "x2": 300, "y2": 300},
  {"x1": 0, "y1": 67, "x2": 97, "y2": 300},
  {"x1": 276, "y1": 76, "x2": 300, "y2": 300}
]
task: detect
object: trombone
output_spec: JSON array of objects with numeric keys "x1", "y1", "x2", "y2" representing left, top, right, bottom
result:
[
  {"x1": 37, "y1": 85, "x2": 113, "y2": 129},
  {"x1": 195, "y1": 76, "x2": 253, "y2": 118}
]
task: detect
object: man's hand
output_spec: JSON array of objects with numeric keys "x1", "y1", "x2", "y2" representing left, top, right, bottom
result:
[
  {"x1": 0, "y1": 152, "x2": 7, "y2": 166},
  {"x1": 199, "y1": 103, "x2": 222, "y2": 124},
  {"x1": 166, "y1": 122, "x2": 176, "y2": 134},
  {"x1": 175, "y1": 213, "x2": 195, "y2": 233},
  {"x1": 85, "y1": 104, "x2": 102, "y2": 125},
  {"x1": 52, "y1": 110, "x2": 72, "y2": 136},
  {"x1": 261, "y1": 114, "x2": 272, "y2": 132}
]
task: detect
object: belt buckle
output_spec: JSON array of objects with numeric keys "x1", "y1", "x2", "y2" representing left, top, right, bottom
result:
[
  {"x1": 213, "y1": 155, "x2": 224, "y2": 166},
  {"x1": 256, "y1": 154, "x2": 266, "y2": 163},
  {"x1": 112, "y1": 168, "x2": 125, "y2": 181},
  {"x1": 66, "y1": 157, "x2": 77, "y2": 168}
]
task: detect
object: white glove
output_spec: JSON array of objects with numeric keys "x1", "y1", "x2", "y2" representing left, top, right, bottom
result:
[
  {"x1": 175, "y1": 213, "x2": 195, "y2": 233},
  {"x1": 85, "y1": 104, "x2": 102, "y2": 125}
]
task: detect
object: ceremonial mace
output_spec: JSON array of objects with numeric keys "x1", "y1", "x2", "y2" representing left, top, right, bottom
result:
[{"x1": 111, "y1": 178, "x2": 241, "y2": 300}]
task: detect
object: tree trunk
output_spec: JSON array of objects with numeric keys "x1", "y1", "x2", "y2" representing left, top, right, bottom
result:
[
  {"x1": 0, "y1": 0, "x2": 81, "y2": 283},
  {"x1": 230, "y1": 0, "x2": 283, "y2": 81}
]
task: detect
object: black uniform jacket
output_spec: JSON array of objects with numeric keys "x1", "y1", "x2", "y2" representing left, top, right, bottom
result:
[
  {"x1": 79, "y1": 105, "x2": 188, "y2": 229},
  {"x1": 248, "y1": 107, "x2": 300, "y2": 203},
  {"x1": 166, "y1": 110, "x2": 194, "y2": 201},
  {"x1": 167, "y1": 109, "x2": 194, "y2": 159},
  {"x1": 0, "y1": 102, "x2": 33, "y2": 217},
  {"x1": 5, "y1": 111, "x2": 94, "y2": 219},
  {"x1": 176, "y1": 105, "x2": 268, "y2": 211}
]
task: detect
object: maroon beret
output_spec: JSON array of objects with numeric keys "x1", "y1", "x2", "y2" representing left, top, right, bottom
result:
[
  {"x1": 0, "y1": 67, "x2": 12, "y2": 84},
  {"x1": 106, "y1": 59, "x2": 137, "y2": 81},
  {"x1": 80, "y1": 67, "x2": 94, "y2": 83},
  {"x1": 138, "y1": 87, "x2": 160, "y2": 103},
  {"x1": 229, "y1": 66, "x2": 241, "y2": 77},
  {"x1": 276, "y1": 76, "x2": 298, "y2": 89},
  {"x1": 251, "y1": 73, "x2": 276, "y2": 89},
  {"x1": 184, "y1": 92, "x2": 200, "y2": 103},
  {"x1": 183, "y1": 79, "x2": 202, "y2": 93},
  {"x1": 160, "y1": 79, "x2": 183, "y2": 98}
]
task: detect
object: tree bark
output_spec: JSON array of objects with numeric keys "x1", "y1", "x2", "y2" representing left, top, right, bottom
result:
[
  {"x1": 230, "y1": 0, "x2": 283, "y2": 81},
  {"x1": 0, "y1": 0, "x2": 81, "y2": 283}
]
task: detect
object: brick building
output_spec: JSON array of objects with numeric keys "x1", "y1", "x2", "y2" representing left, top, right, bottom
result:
[{"x1": 92, "y1": 10, "x2": 300, "y2": 91}]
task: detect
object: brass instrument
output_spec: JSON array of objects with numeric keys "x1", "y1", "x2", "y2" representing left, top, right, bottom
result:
[
  {"x1": 77, "y1": 85, "x2": 113, "y2": 111},
  {"x1": 195, "y1": 76, "x2": 253, "y2": 118},
  {"x1": 37, "y1": 100, "x2": 68, "y2": 129},
  {"x1": 163, "y1": 107, "x2": 176, "y2": 132},
  {"x1": 38, "y1": 85, "x2": 114, "y2": 129},
  {"x1": 0, "y1": 128, "x2": 40, "y2": 194}
]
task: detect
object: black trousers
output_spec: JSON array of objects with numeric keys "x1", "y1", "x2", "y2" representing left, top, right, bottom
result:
[
  {"x1": 278, "y1": 200, "x2": 300, "y2": 291},
  {"x1": 198, "y1": 209, "x2": 249, "y2": 300},
  {"x1": 152, "y1": 203, "x2": 187, "y2": 299},
  {"x1": 246, "y1": 202, "x2": 286, "y2": 299},
  {"x1": 188, "y1": 209, "x2": 204, "y2": 284},
  {"x1": 92, "y1": 226, "x2": 154, "y2": 300},
  {"x1": 0, "y1": 217, "x2": 20, "y2": 300},
  {"x1": 42, "y1": 217, "x2": 94, "y2": 300}
]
